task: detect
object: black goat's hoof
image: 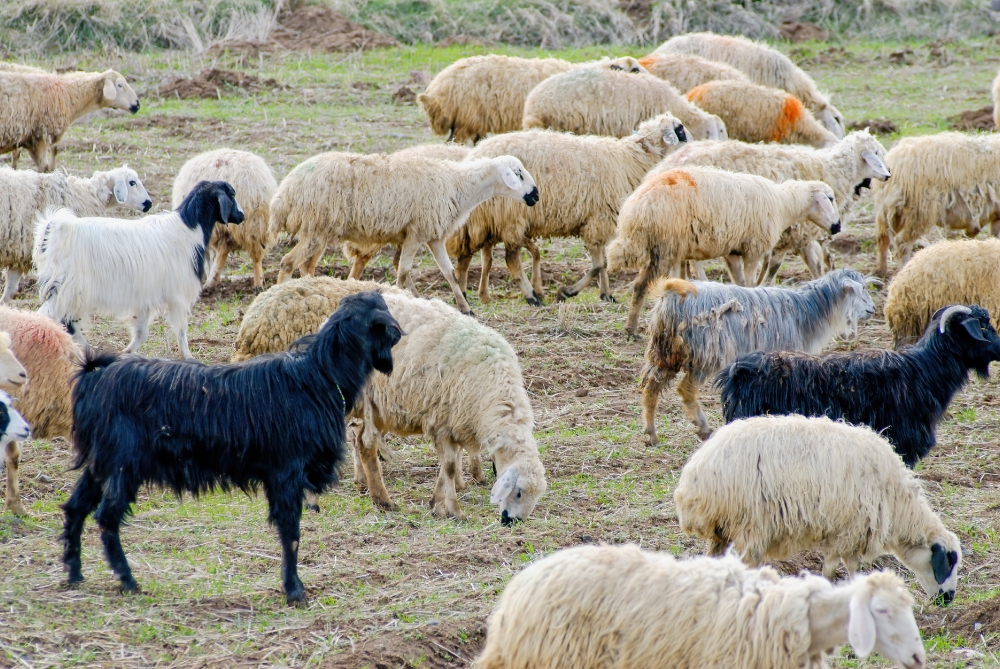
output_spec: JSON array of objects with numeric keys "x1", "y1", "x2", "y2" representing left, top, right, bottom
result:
[
  {"x1": 119, "y1": 581, "x2": 141, "y2": 595},
  {"x1": 525, "y1": 296, "x2": 542, "y2": 307},
  {"x1": 306, "y1": 504, "x2": 320, "y2": 513},
  {"x1": 286, "y1": 592, "x2": 308, "y2": 608},
  {"x1": 532, "y1": 290, "x2": 545, "y2": 302},
  {"x1": 66, "y1": 573, "x2": 84, "y2": 587},
  {"x1": 600, "y1": 293, "x2": 616, "y2": 303}
]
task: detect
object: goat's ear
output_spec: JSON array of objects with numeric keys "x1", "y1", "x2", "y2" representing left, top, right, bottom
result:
[
  {"x1": 112, "y1": 175, "x2": 128, "y2": 204},
  {"x1": 103, "y1": 76, "x2": 117, "y2": 101},
  {"x1": 959, "y1": 318, "x2": 988, "y2": 342},
  {"x1": 848, "y1": 589, "x2": 877, "y2": 657},
  {"x1": 491, "y1": 466, "x2": 518, "y2": 504},
  {"x1": 499, "y1": 166, "x2": 521, "y2": 190},
  {"x1": 931, "y1": 544, "x2": 955, "y2": 583},
  {"x1": 842, "y1": 280, "x2": 863, "y2": 296},
  {"x1": 217, "y1": 191, "x2": 233, "y2": 223}
]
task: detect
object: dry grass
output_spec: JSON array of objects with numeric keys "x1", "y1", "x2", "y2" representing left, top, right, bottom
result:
[{"x1": 0, "y1": 38, "x2": 999, "y2": 668}]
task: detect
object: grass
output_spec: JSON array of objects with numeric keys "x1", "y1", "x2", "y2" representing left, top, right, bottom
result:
[{"x1": 0, "y1": 36, "x2": 1000, "y2": 668}]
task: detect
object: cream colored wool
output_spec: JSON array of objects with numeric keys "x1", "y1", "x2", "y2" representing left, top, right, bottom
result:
[
  {"x1": 451, "y1": 113, "x2": 688, "y2": 305},
  {"x1": 269, "y1": 151, "x2": 537, "y2": 314},
  {"x1": 477, "y1": 545, "x2": 924, "y2": 669},
  {"x1": 0, "y1": 63, "x2": 48, "y2": 73},
  {"x1": 607, "y1": 166, "x2": 839, "y2": 334},
  {"x1": 676, "y1": 415, "x2": 962, "y2": 601},
  {"x1": 884, "y1": 238, "x2": 1000, "y2": 346},
  {"x1": 232, "y1": 277, "x2": 547, "y2": 522},
  {"x1": 342, "y1": 143, "x2": 471, "y2": 280},
  {"x1": 686, "y1": 80, "x2": 836, "y2": 148},
  {"x1": 0, "y1": 164, "x2": 150, "y2": 302},
  {"x1": 0, "y1": 306, "x2": 80, "y2": 516},
  {"x1": 656, "y1": 32, "x2": 845, "y2": 137},
  {"x1": 637, "y1": 52, "x2": 749, "y2": 93},
  {"x1": 0, "y1": 333, "x2": 26, "y2": 391},
  {"x1": 993, "y1": 67, "x2": 1000, "y2": 130},
  {"x1": 655, "y1": 130, "x2": 889, "y2": 283},
  {"x1": 0, "y1": 69, "x2": 139, "y2": 171},
  {"x1": 522, "y1": 64, "x2": 726, "y2": 140},
  {"x1": 872, "y1": 132, "x2": 1000, "y2": 277},
  {"x1": 171, "y1": 149, "x2": 278, "y2": 291}
]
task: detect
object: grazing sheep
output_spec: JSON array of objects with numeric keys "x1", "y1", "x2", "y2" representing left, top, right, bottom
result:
[
  {"x1": 342, "y1": 143, "x2": 471, "y2": 280},
  {"x1": 655, "y1": 130, "x2": 890, "y2": 284},
  {"x1": 0, "y1": 332, "x2": 27, "y2": 514},
  {"x1": 873, "y1": 132, "x2": 1000, "y2": 276},
  {"x1": 0, "y1": 165, "x2": 152, "y2": 303},
  {"x1": 233, "y1": 277, "x2": 547, "y2": 524},
  {"x1": 607, "y1": 166, "x2": 841, "y2": 334},
  {"x1": 638, "y1": 271, "x2": 874, "y2": 443},
  {"x1": 477, "y1": 545, "x2": 924, "y2": 669},
  {"x1": 417, "y1": 56, "x2": 644, "y2": 144},
  {"x1": 34, "y1": 181, "x2": 245, "y2": 359},
  {"x1": 686, "y1": 80, "x2": 837, "y2": 148},
  {"x1": 522, "y1": 63, "x2": 727, "y2": 141},
  {"x1": 637, "y1": 52, "x2": 749, "y2": 93},
  {"x1": 269, "y1": 152, "x2": 538, "y2": 315},
  {"x1": 656, "y1": 32, "x2": 846, "y2": 137},
  {"x1": 718, "y1": 305, "x2": 1000, "y2": 467},
  {"x1": 0, "y1": 63, "x2": 48, "y2": 73},
  {"x1": 884, "y1": 239, "x2": 1000, "y2": 345},
  {"x1": 675, "y1": 415, "x2": 962, "y2": 604},
  {"x1": 0, "y1": 69, "x2": 140, "y2": 171},
  {"x1": 449, "y1": 114, "x2": 688, "y2": 306},
  {"x1": 171, "y1": 149, "x2": 278, "y2": 292},
  {"x1": 0, "y1": 307, "x2": 80, "y2": 517},
  {"x1": 62, "y1": 292, "x2": 402, "y2": 605},
  {"x1": 994, "y1": 68, "x2": 1000, "y2": 130}
]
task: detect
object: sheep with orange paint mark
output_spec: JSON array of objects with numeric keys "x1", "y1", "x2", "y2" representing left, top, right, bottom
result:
[
  {"x1": 637, "y1": 52, "x2": 749, "y2": 94},
  {"x1": 686, "y1": 80, "x2": 837, "y2": 148},
  {"x1": 607, "y1": 166, "x2": 840, "y2": 334}
]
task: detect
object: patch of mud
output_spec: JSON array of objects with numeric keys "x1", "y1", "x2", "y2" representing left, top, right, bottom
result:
[
  {"x1": 953, "y1": 596, "x2": 1000, "y2": 636},
  {"x1": 950, "y1": 105, "x2": 995, "y2": 131},
  {"x1": 393, "y1": 86, "x2": 417, "y2": 105},
  {"x1": 778, "y1": 21, "x2": 829, "y2": 43},
  {"x1": 435, "y1": 35, "x2": 488, "y2": 48},
  {"x1": 847, "y1": 117, "x2": 897, "y2": 135},
  {"x1": 208, "y1": 5, "x2": 395, "y2": 55},
  {"x1": 339, "y1": 619, "x2": 485, "y2": 669},
  {"x1": 157, "y1": 68, "x2": 282, "y2": 100}
]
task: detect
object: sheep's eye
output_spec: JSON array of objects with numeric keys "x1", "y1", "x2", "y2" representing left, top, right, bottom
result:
[
  {"x1": 516, "y1": 491, "x2": 521, "y2": 498},
  {"x1": 874, "y1": 607, "x2": 889, "y2": 615},
  {"x1": 129, "y1": 181, "x2": 136, "y2": 187}
]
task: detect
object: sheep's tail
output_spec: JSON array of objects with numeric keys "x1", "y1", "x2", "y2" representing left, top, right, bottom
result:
[
  {"x1": 32, "y1": 208, "x2": 72, "y2": 307},
  {"x1": 521, "y1": 113, "x2": 544, "y2": 129},
  {"x1": 69, "y1": 347, "x2": 122, "y2": 469},
  {"x1": 650, "y1": 278, "x2": 698, "y2": 301},
  {"x1": 267, "y1": 189, "x2": 293, "y2": 239},
  {"x1": 417, "y1": 93, "x2": 450, "y2": 137},
  {"x1": 606, "y1": 236, "x2": 648, "y2": 273}
]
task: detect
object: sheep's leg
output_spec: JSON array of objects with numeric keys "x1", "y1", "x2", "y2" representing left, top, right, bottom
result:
[
  {"x1": 124, "y1": 311, "x2": 151, "y2": 354},
  {"x1": 62, "y1": 468, "x2": 103, "y2": 585},
  {"x1": 264, "y1": 476, "x2": 307, "y2": 605},
  {"x1": 4, "y1": 440, "x2": 26, "y2": 516},
  {"x1": 430, "y1": 435, "x2": 464, "y2": 520},
  {"x1": 707, "y1": 527, "x2": 730, "y2": 556},
  {"x1": 822, "y1": 555, "x2": 843, "y2": 580},
  {"x1": 29, "y1": 139, "x2": 50, "y2": 172},
  {"x1": 504, "y1": 244, "x2": 542, "y2": 306},
  {"x1": 249, "y1": 245, "x2": 266, "y2": 292},
  {"x1": 641, "y1": 368, "x2": 677, "y2": 447},
  {"x1": 624, "y1": 258, "x2": 660, "y2": 336},
  {"x1": 524, "y1": 238, "x2": 544, "y2": 297},
  {"x1": 396, "y1": 235, "x2": 422, "y2": 294},
  {"x1": 477, "y1": 244, "x2": 494, "y2": 303},
  {"x1": 455, "y1": 253, "x2": 473, "y2": 294},
  {"x1": 557, "y1": 239, "x2": 604, "y2": 302},
  {"x1": 10, "y1": 149, "x2": 19, "y2": 170},
  {"x1": 357, "y1": 414, "x2": 396, "y2": 512},
  {"x1": 1, "y1": 270, "x2": 22, "y2": 303},
  {"x1": 427, "y1": 239, "x2": 473, "y2": 315},
  {"x1": 277, "y1": 237, "x2": 326, "y2": 283},
  {"x1": 677, "y1": 373, "x2": 712, "y2": 440},
  {"x1": 897, "y1": 241, "x2": 914, "y2": 270},
  {"x1": 800, "y1": 241, "x2": 825, "y2": 279},
  {"x1": 741, "y1": 254, "x2": 762, "y2": 288},
  {"x1": 466, "y1": 445, "x2": 486, "y2": 484},
  {"x1": 203, "y1": 242, "x2": 229, "y2": 291},
  {"x1": 692, "y1": 261, "x2": 708, "y2": 282},
  {"x1": 348, "y1": 251, "x2": 374, "y2": 280},
  {"x1": 454, "y1": 450, "x2": 468, "y2": 491},
  {"x1": 725, "y1": 254, "x2": 747, "y2": 286},
  {"x1": 759, "y1": 250, "x2": 785, "y2": 285},
  {"x1": 347, "y1": 420, "x2": 366, "y2": 486},
  {"x1": 94, "y1": 478, "x2": 139, "y2": 593},
  {"x1": 165, "y1": 307, "x2": 192, "y2": 360}
]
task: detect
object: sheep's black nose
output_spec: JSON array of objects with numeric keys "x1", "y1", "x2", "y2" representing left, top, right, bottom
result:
[
  {"x1": 501, "y1": 510, "x2": 521, "y2": 527},
  {"x1": 130, "y1": 102, "x2": 140, "y2": 114},
  {"x1": 941, "y1": 590, "x2": 955, "y2": 605},
  {"x1": 830, "y1": 221, "x2": 842, "y2": 235},
  {"x1": 523, "y1": 187, "x2": 539, "y2": 207},
  {"x1": 142, "y1": 200, "x2": 152, "y2": 212}
]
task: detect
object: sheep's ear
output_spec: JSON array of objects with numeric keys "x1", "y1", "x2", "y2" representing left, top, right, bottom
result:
[
  {"x1": 491, "y1": 466, "x2": 518, "y2": 504},
  {"x1": 848, "y1": 590, "x2": 877, "y2": 658},
  {"x1": 861, "y1": 150, "x2": 890, "y2": 178},
  {"x1": 931, "y1": 544, "x2": 957, "y2": 583},
  {"x1": 499, "y1": 167, "x2": 521, "y2": 190},
  {"x1": 113, "y1": 176, "x2": 128, "y2": 204},
  {"x1": 103, "y1": 76, "x2": 117, "y2": 100}
]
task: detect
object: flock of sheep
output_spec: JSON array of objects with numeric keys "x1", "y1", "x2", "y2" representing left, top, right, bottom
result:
[{"x1": 2, "y1": 29, "x2": 1000, "y2": 668}]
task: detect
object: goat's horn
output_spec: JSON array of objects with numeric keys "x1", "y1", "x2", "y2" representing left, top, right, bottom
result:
[
  {"x1": 866, "y1": 276, "x2": 883, "y2": 288},
  {"x1": 939, "y1": 305, "x2": 972, "y2": 333}
]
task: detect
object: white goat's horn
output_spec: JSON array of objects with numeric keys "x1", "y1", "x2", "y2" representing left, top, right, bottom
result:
[{"x1": 939, "y1": 305, "x2": 972, "y2": 333}]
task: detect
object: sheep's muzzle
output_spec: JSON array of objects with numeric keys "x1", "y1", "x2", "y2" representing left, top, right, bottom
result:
[{"x1": 523, "y1": 187, "x2": 539, "y2": 207}]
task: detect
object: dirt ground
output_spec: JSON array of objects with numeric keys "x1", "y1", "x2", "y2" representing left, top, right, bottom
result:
[{"x1": 1, "y1": 38, "x2": 1000, "y2": 668}]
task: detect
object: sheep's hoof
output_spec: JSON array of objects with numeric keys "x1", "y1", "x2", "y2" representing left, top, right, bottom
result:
[
  {"x1": 697, "y1": 428, "x2": 714, "y2": 441},
  {"x1": 462, "y1": 309, "x2": 476, "y2": 318},
  {"x1": 6, "y1": 502, "x2": 29, "y2": 517},
  {"x1": 525, "y1": 295, "x2": 542, "y2": 307},
  {"x1": 374, "y1": 499, "x2": 398, "y2": 512},
  {"x1": 643, "y1": 429, "x2": 659, "y2": 447},
  {"x1": 600, "y1": 293, "x2": 616, "y2": 303},
  {"x1": 306, "y1": 503, "x2": 320, "y2": 513},
  {"x1": 532, "y1": 290, "x2": 544, "y2": 302},
  {"x1": 252, "y1": 286, "x2": 265, "y2": 295},
  {"x1": 555, "y1": 287, "x2": 575, "y2": 302}
]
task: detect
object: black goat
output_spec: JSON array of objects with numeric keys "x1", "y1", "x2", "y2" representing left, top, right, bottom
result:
[
  {"x1": 61, "y1": 291, "x2": 402, "y2": 605},
  {"x1": 717, "y1": 305, "x2": 1000, "y2": 467}
]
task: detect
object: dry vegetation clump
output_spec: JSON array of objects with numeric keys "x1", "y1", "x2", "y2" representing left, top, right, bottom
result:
[
  {"x1": 950, "y1": 105, "x2": 996, "y2": 130},
  {"x1": 157, "y1": 67, "x2": 283, "y2": 99}
]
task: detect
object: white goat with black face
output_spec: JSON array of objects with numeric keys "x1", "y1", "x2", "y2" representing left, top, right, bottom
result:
[{"x1": 33, "y1": 181, "x2": 244, "y2": 359}]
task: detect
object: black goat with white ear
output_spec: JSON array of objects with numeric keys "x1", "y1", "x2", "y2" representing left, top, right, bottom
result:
[
  {"x1": 718, "y1": 304, "x2": 1000, "y2": 467},
  {"x1": 61, "y1": 291, "x2": 402, "y2": 606}
]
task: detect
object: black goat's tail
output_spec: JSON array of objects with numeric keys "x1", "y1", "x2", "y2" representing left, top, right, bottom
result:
[{"x1": 69, "y1": 347, "x2": 121, "y2": 469}]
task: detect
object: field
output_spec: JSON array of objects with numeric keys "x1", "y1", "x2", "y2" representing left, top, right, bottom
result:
[{"x1": 2, "y1": 32, "x2": 1000, "y2": 669}]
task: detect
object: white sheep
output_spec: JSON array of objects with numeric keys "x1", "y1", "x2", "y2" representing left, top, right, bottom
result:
[
  {"x1": 268, "y1": 151, "x2": 538, "y2": 315},
  {"x1": 676, "y1": 415, "x2": 962, "y2": 604},
  {"x1": 417, "y1": 56, "x2": 645, "y2": 144},
  {"x1": 655, "y1": 130, "x2": 890, "y2": 284},
  {"x1": 33, "y1": 181, "x2": 245, "y2": 359},
  {"x1": 686, "y1": 80, "x2": 837, "y2": 148},
  {"x1": 873, "y1": 131, "x2": 1000, "y2": 276},
  {"x1": 232, "y1": 276, "x2": 547, "y2": 523},
  {"x1": 607, "y1": 166, "x2": 840, "y2": 334},
  {"x1": 993, "y1": 67, "x2": 1000, "y2": 130},
  {"x1": 522, "y1": 63, "x2": 727, "y2": 140},
  {"x1": 449, "y1": 113, "x2": 688, "y2": 306},
  {"x1": 0, "y1": 69, "x2": 140, "y2": 172},
  {"x1": 637, "y1": 51, "x2": 749, "y2": 92},
  {"x1": 171, "y1": 149, "x2": 278, "y2": 292},
  {"x1": 477, "y1": 545, "x2": 925, "y2": 669},
  {"x1": 0, "y1": 165, "x2": 152, "y2": 302},
  {"x1": 656, "y1": 32, "x2": 846, "y2": 137}
]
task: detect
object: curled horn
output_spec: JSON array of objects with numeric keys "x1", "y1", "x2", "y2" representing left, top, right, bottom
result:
[
  {"x1": 865, "y1": 275, "x2": 883, "y2": 288},
  {"x1": 939, "y1": 305, "x2": 972, "y2": 333}
]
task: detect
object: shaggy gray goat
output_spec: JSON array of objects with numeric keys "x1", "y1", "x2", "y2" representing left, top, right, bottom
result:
[{"x1": 640, "y1": 270, "x2": 875, "y2": 444}]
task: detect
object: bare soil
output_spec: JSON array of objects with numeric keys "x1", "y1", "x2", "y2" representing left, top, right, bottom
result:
[
  {"x1": 950, "y1": 105, "x2": 996, "y2": 131},
  {"x1": 157, "y1": 67, "x2": 284, "y2": 99}
]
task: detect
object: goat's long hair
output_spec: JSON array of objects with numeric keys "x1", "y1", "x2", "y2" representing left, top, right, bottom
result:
[
  {"x1": 70, "y1": 291, "x2": 401, "y2": 497},
  {"x1": 717, "y1": 304, "x2": 1000, "y2": 467}
]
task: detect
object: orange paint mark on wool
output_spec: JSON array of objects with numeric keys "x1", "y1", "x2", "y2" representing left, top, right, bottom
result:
[
  {"x1": 686, "y1": 85, "x2": 708, "y2": 103},
  {"x1": 770, "y1": 94, "x2": 804, "y2": 142},
  {"x1": 638, "y1": 55, "x2": 658, "y2": 69},
  {"x1": 654, "y1": 169, "x2": 698, "y2": 191}
]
